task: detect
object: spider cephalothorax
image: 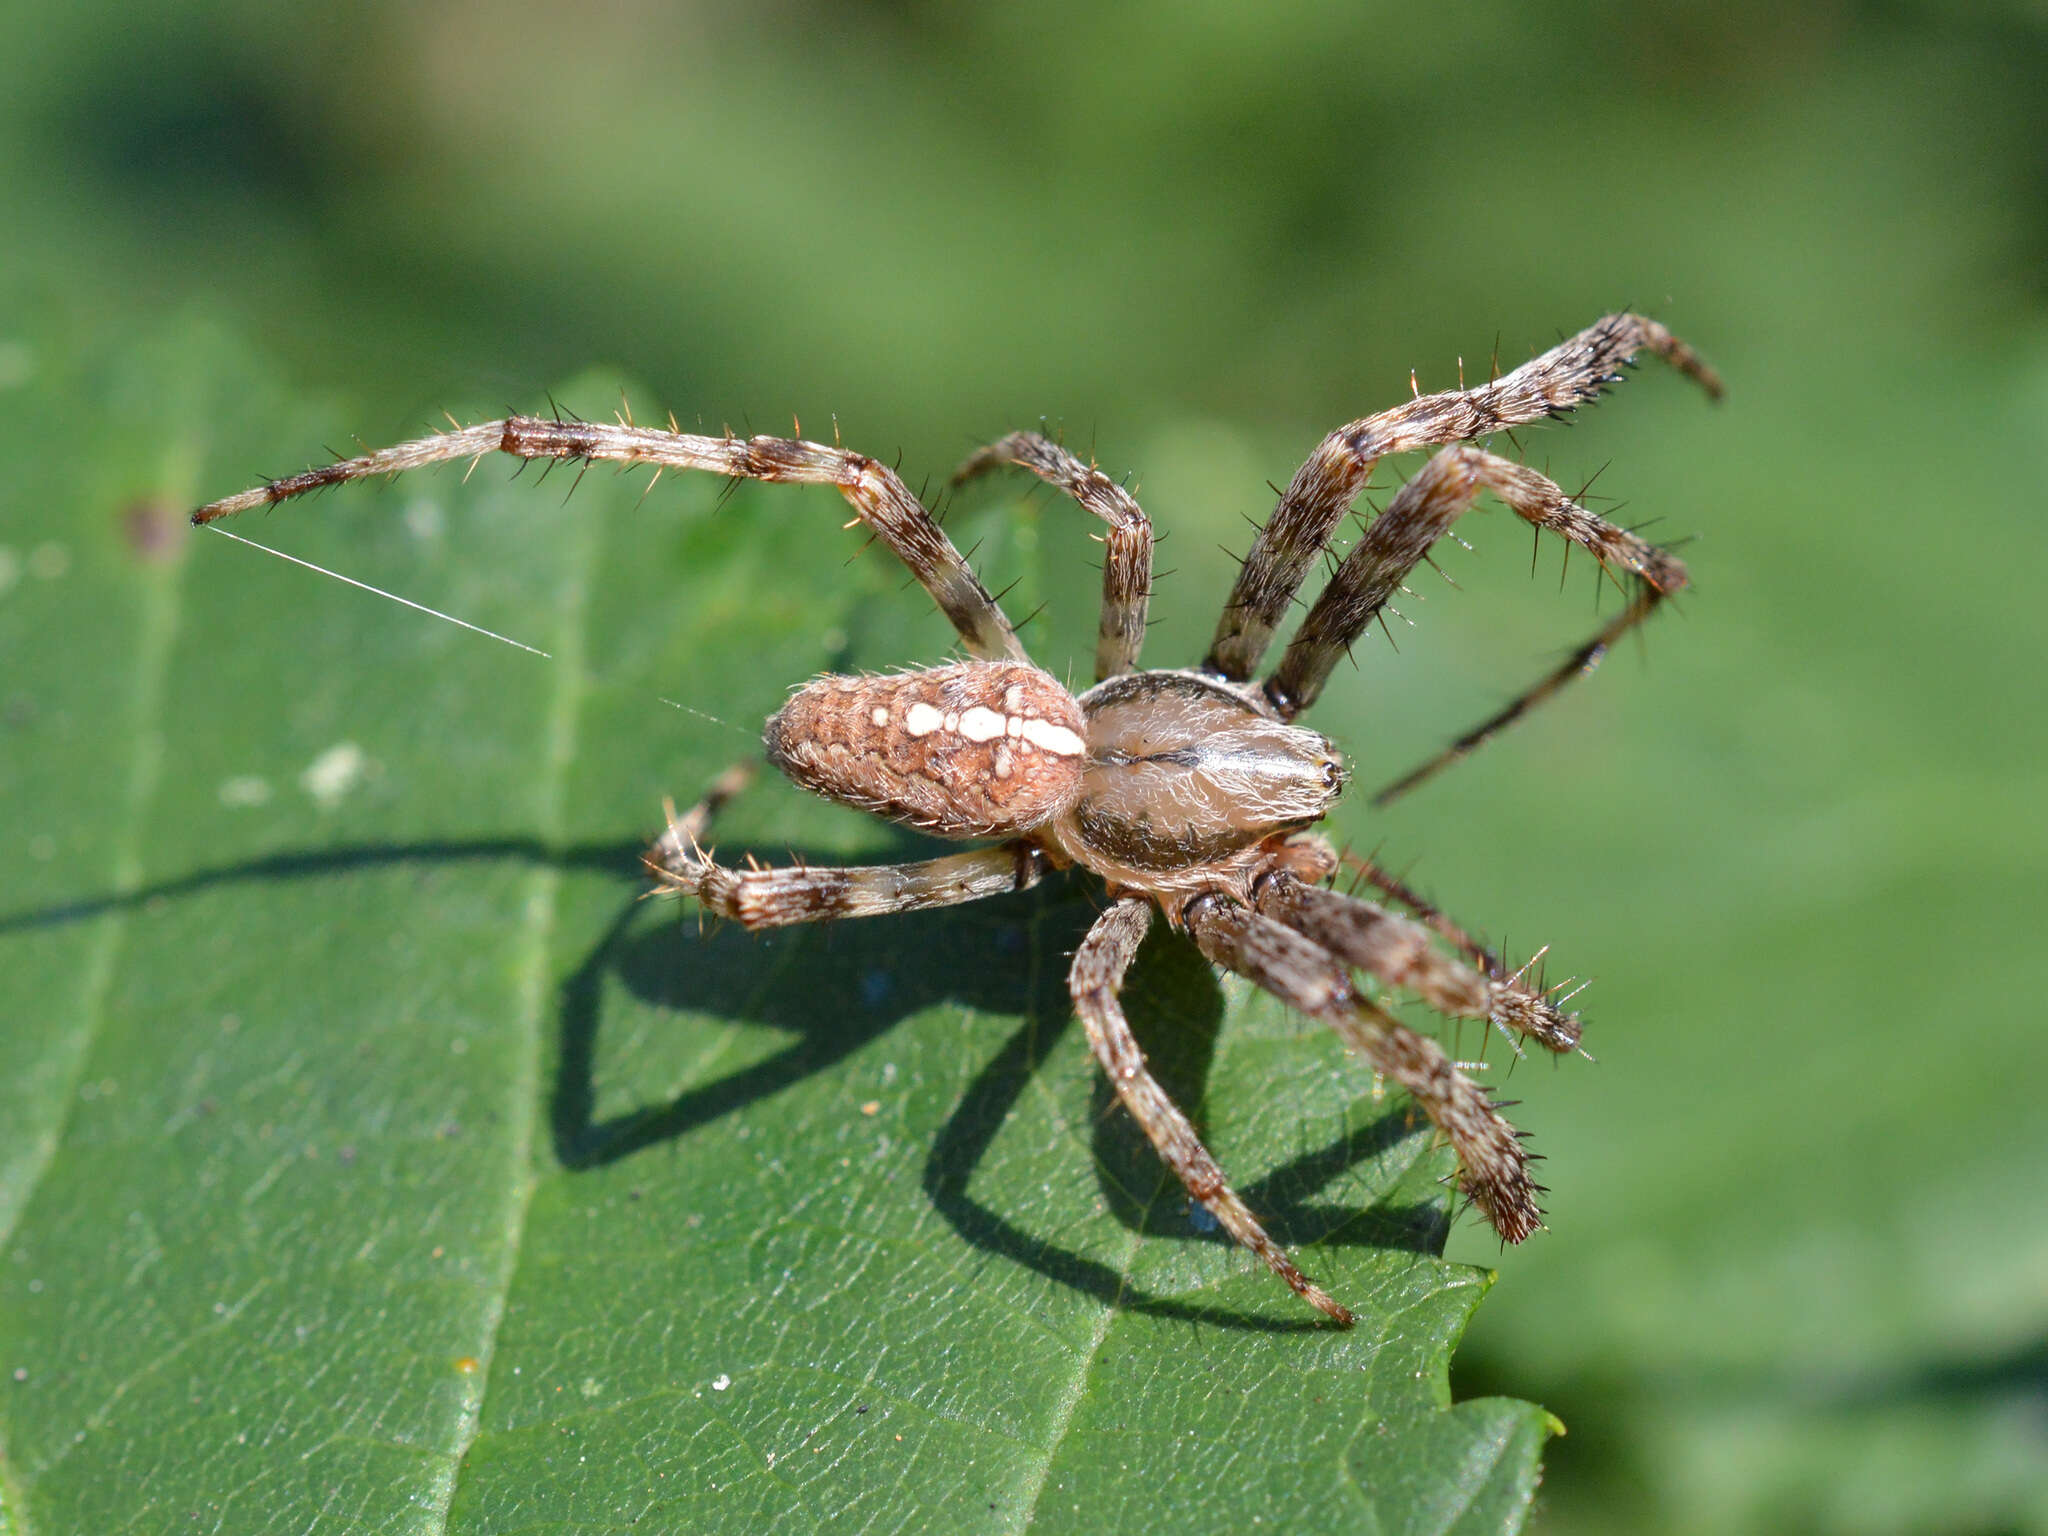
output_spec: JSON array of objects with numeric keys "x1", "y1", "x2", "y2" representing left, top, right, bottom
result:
[{"x1": 194, "y1": 312, "x2": 1720, "y2": 1325}]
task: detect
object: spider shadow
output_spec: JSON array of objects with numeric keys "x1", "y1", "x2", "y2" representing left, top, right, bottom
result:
[
  {"x1": 921, "y1": 915, "x2": 1451, "y2": 1332},
  {"x1": 1089, "y1": 928, "x2": 1451, "y2": 1252},
  {"x1": 558, "y1": 858, "x2": 1450, "y2": 1332},
  {"x1": 5, "y1": 831, "x2": 1449, "y2": 1332}
]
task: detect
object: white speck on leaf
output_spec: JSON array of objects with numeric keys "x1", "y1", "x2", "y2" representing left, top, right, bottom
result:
[
  {"x1": 218, "y1": 775, "x2": 273, "y2": 809},
  {"x1": 301, "y1": 742, "x2": 367, "y2": 808},
  {"x1": 0, "y1": 340, "x2": 35, "y2": 389},
  {"x1": 403, "y1": 498, "x2": 444, "y2": 540}
]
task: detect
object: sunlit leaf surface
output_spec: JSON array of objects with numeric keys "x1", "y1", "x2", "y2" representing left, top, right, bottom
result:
[
  {"x1": 0, "y1": 329, "x2": 1548, "y2": 1534},
  {"x1": 4, "y1": 7, "x2": 2046, "y2": 1528}
]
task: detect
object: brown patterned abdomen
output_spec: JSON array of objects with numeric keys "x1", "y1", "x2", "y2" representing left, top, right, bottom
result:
[{"x1": 765, "y1": 662, "x2": 1087, "y2": 838}]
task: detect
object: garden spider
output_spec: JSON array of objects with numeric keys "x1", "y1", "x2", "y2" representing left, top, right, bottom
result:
[{"x1": 194, "y1": 312, "x2": 1720, "y2": 1326}]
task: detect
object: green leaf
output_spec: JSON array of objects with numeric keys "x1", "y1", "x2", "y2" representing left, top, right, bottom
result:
[{"x1": 0, "y1": 320, "x2": 1549, "y2": 1534}]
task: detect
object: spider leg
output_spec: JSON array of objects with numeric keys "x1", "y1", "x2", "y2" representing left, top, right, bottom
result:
[
  {"x1": 1204, "y1": 312, "x2": 1719, "y2": 681},
  {"x1": 1370, "y1": 586, "x2": 1662, "y2": 806},
  {"x1": 1337, "y1": 849, "x2": 1501, "y2": 973},
  {"x1": 1070, "y1": 898, "x2": 1352, "y2": 1325},
  {"x1": 658, "y1": 761, "x2": 757, "y2": 850},
  {"x1": 1262, "y1": 449, "x2": 1684, "y2": 805},
  {"x1": 1254, "y1": 871, "x2": 1579, "y2": 1053},
  {"x1": 647, "y1": 793, "x2": 1048, "y2": 928},
  {"x1": 1182, "y1": 894, "x2": 1542, "y2": 1245},
  {"x1": 954, "y1": 431, "x2": 1153, "y2": 680},
  {"x1": 194, "y1": 417, "x2": 1026, "y2": 664}
]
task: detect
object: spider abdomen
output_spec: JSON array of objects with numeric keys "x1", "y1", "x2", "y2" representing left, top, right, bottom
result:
[{"x1": 765, "y1": 661, "x2": 1087, "y2": 838}]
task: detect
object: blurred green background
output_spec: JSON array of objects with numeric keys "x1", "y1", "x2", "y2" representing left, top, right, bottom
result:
[{"x1": 2, "y1": 1, "x2": 2044, "y2": 1532}]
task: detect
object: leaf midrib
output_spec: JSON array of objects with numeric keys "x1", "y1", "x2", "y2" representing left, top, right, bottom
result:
[{"x1": 424, "y1": 490, "x2": 603, "y2": 1533}]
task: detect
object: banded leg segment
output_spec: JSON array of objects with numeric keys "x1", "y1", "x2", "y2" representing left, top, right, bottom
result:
[
  {"x1": 1264, "y1": 446, "x2": 1687, "y2": 782},
  {"x1": 1205, "y1": 312, "x2": 1720, "y2": 681},
  {"x1": 1341, "y1": 851, "x2": 1503, "y2": 975},
  {"x1": 647, "y1": 798, "x2": 1049, "y2": 930},
  {"x1": 1254, "y1": 871, "x2": 1580, "y2": 1053},
  {"x1": 1070, "y1": 898, "x2": 1352, "y2": 1325},
  {"x1": 1371, "y1": 586, "x2": 1660, "y2": 805},
  {"x1": 955, "y1": 432, "x2": 1153, "y2": 680},
  {"x1": 194, "y1": 415, "x2": 1026, "y2": 663},
  {"x1": 1183, "y1": 894, "x2": 1543, "y2": 1245}
]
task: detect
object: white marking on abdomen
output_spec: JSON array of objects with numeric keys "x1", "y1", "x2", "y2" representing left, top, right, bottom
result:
[
  {"x1": 904, "y1": 702, "x2": 944, "y2": 736},
  {"x1": 1019, "y1": 718, "x2": 1086, "y2": 757},
  {"x1": 958, "y1": 706, "x2": 1007, "y2": 743}
]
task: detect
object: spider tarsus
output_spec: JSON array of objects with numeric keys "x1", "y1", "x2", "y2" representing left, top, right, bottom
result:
[{"x1": 1303, "y1": 1284, "x2": 1355, "y2": 1329}]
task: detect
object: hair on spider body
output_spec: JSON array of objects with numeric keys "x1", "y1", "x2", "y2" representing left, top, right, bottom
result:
[
  {"x1": 195, "y1": 311, "x2": 1720, "y2": 1327},
  {"x1": 765, "y1": 662, "x2": 1089, "y2": 838}
]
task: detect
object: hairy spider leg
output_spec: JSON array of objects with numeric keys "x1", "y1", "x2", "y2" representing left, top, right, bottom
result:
[
  {"x1": 193, "y1": 417, "x2": 1028, "y2": 664},
  {"x1": 1332, "y1": 849, "x2": 1597, "y2": 1052},
  {"x1": 1253, "y1": 871, "x2": 1579, "y2": 1054},
  {"x1": 1070, "y1": 898, "x2": 1354, "y2": 1326},
  {"x1": 1262, "y1": 445, "x2": 1690, "y2": 801},
  {"x1": 954, "y1": 431, "x2": 1154, "y2": 681},
  {"x1": 646, "y1": 805, "x2": 1050, "y2": 928},
  {"x1": 1204, "y1": 312, "x2": 1721, "y2": 684},
  {"x1": 1267, "y1": 446, "x2": 1685, "y2": 716},
  {"x1": 1339, "y1": 850, "x2": 1505, "y2": 975},
  {"x1": 1369, "y1": 586, "x2": 1662, "y2": 807},
  {"x1": 1183, "y1": 894, "x2": 1543, "y2": 1246}
]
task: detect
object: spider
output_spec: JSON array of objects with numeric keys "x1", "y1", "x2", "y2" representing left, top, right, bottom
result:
[{"x1": 193, "y1": 312, "x2": 1721, "y2": 1326}]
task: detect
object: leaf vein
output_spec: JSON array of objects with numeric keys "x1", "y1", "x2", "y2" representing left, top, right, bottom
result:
[
  {"x1": 0, "y1": 555, "x2": 185, "y2": 1253},
  {"x1": 0, "y1": 536, "x2": 189, "y2": 1534},
  {"x1": 423, "y1": 485, "x2": 604, "y2": 1534}
]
